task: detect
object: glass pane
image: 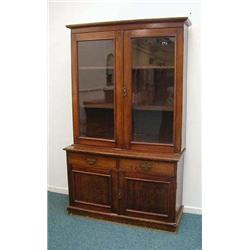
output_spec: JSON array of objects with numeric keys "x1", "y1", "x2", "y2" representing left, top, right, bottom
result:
[
  {"x1": 78, "y1": 40, "x2": 114, "y2": 139},
  {"x1": 132, "y1": 37, "x2": 175, "y2": 144}
]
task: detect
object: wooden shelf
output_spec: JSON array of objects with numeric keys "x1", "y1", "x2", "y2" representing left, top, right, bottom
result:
[
  {"x1": 132, "y1": 66, "x2": 174, "y2": 69},
  {"x1": 79, "y1": 66, "x2": 113, "y2": 70},
  {"x1": 83, "y1": 102, "x2": 114, "y2": 109},
  {"x1": 134, "y1": 105, "x2": 173, "y2": 111},
  {"x1": 83, "y1": 102, "x2": 173, "y2": 111},
  {"x1": 79, "y1": 87, "x2": 114, "y2": 93},
  {"x1": 79, "y1": 66, "x2": 173, "y2": 70}
]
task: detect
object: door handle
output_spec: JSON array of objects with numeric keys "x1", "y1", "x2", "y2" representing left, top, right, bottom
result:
[{"x1": 122, "y1": 86, "x2": 127, "y2": 97}]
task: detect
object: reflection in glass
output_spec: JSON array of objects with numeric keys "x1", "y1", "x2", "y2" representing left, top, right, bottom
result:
[
  {"x1": 78, "y1": 40, "x2": 114, "y2": 139},
  {"x1": 131, "y1": 37, "x2": 175, "y2": 144}
]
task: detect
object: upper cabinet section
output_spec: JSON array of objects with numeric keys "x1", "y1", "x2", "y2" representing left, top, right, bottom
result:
[{"x1": 67, "y1": 18, "x2": 190, "y2": 153}]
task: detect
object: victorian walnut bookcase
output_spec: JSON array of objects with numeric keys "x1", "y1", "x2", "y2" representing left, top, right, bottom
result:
[{"x1": 64, "y1": 17, "x2": 191, "y2": 232}]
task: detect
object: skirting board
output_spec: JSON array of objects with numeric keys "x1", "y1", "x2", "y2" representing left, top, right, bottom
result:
[
  {"x1": 183, "y1": 206, "x2": 202, "y2": 215},
  {"x1": 48, "y1": 185, "x2": 68, "y2": 195},
  {"x1": 47, "y1": 186, "x2": 202, "y2": 215}
]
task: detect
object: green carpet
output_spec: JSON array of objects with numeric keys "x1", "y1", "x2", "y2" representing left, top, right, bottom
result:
[{"x1": 48, "y1": 191, "x2": 202, "y2": 250}]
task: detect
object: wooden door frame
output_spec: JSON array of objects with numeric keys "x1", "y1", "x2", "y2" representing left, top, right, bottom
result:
[
  {"x1": 123, "y1": 28, "x2": 184, "y2": 153},
  {"x1": 71, "y1": 31, "x2": 124, "y2": 148}
]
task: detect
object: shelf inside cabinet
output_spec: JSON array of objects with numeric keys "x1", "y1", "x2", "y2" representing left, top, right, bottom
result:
[
  {"x1": 133, "y1": 105, "x2": 173, "y2": 111},
  {"x1": 83, "y1": 102, "x2": 114, "y2": 109},
  {"x1": 79, "y1": 66, "x2": 113, "y2": 70},
  {"x1": 82, "y1": 102, "x2": 173, "y2": 111},
  {"x1": 132, "y1": 66, "x2": 174, "y2": 69}
]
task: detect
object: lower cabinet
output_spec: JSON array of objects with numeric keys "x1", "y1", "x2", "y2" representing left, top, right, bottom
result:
[
  {"x1": 66, "y1": 151, "x2": 183, "y2": 231},
  {"x1": 119, "y1": 159, "x2": 176, "y2": 222},
  {"x1": 68, "y1": 152, "x2": 119, "y2": 214}
]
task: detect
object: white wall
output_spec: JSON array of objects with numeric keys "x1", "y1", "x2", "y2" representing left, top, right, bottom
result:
[{"x1": 48, "y1": 2, "x2": 201, "y2": 213}]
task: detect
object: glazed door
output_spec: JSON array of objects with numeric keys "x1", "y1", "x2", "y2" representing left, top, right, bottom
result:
[
  {"x1": 71, "y1": 31, "x2": 123, "y2": 147},
  {"x1": 123, "y1": 28, "x2": 183, "y2": 152}
]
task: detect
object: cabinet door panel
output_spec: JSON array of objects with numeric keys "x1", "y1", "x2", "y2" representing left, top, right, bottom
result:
[
  {"x1": 69, "y1": 164, "x2": 118, "y2": 213},
  {"x1": 124, "y1": 28, "x2": 183, "y2": 152},
  {"x1": 73, "y1": 170, "x2": 111, "y2": 207},
  {"x1": 120, "y1": 172, "x2": 176, "y2": 221}
]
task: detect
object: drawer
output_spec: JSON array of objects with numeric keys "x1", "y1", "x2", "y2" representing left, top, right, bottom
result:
[
  {"x1": 120, "y1": 159, "x2": 175, "y2": 177},
  {"x1": 67, "y1": 152, "x2": 116, "y2": 170}
]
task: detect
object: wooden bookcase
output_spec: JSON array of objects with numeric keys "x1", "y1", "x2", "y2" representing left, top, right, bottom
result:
[{"x1": 64, "y1": 17, "x2": 191, "y2": 232}]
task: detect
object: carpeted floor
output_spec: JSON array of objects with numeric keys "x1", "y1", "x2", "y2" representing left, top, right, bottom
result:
[{"x1": 48, "y1": 191, "x2": 202, "y2": 250}]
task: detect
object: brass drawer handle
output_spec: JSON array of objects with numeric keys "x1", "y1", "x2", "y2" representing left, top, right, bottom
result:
[
  {"x1": 86, "y1": 158, "x2": 97, "y2": 165},
  {"x1": 140, "y1": 162, "x2": 152, "y2": 171}
]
